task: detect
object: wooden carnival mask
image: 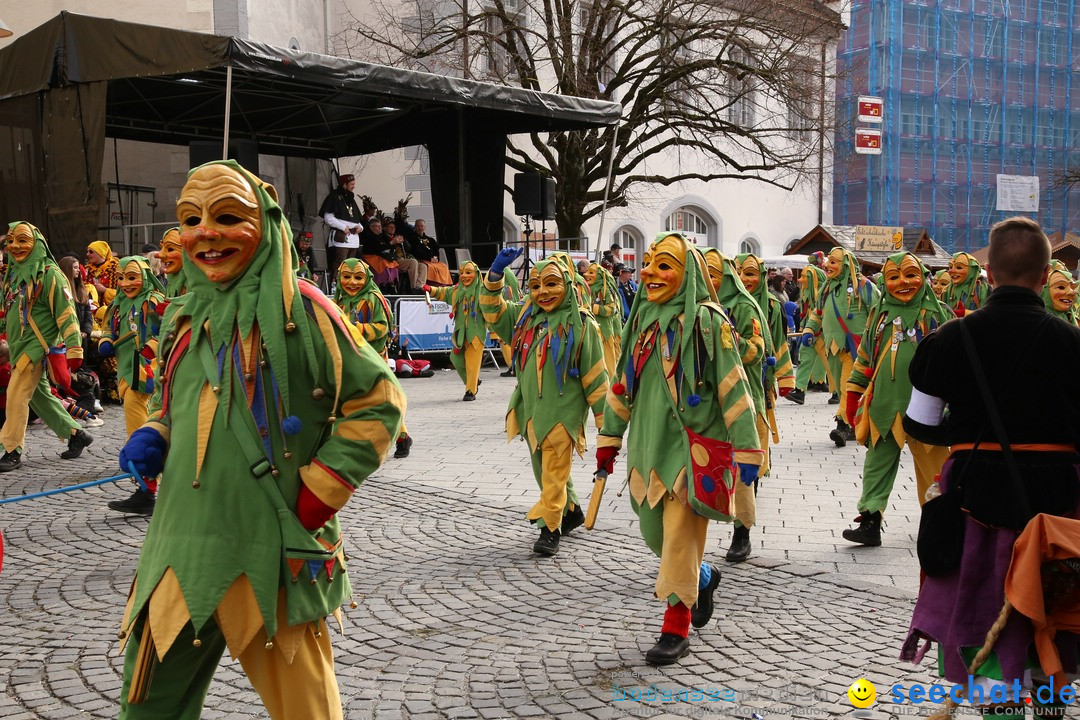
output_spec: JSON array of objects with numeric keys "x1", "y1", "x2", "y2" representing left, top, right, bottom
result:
[
  {"x1": 1048, "y1": 269, "x2": 1075, "y2": 313},
  {"x1": 737, "y1": 257, "x2": 762, "y2": 293},
  {"x1": 337, "y1": 263, "x2": 367, "y2": 296},
  {"x1": 824, "y1": 248, "x2": 845, "y2": 280},
  {"x1": 176, "y1": 164, "x2": 263, "y2": 284},
  {"x1": 883, "y1": 255, "x2": 923, "y2": 303},
  {"x1": 459, "y1": 264, "x2": 477, "y2": 287},
  {"x1": 528, "y1": 263, "x2": 567, "y2": 312},
  {"x1": 5, "y1": 223, "x2": 34, "y2": 263},
  {"x1": 704, "y1": 252, "x2": 725, "y2": 294},
  {"x1": 931, "y1": 271, "x2": 950, "y2": 299},
  {"x1": 640, "y1": 235, "x2": 686, "y2": 304},
  {"x1": 158, "y1": 228, "x2": 184, "y2": 276},
  {"x1": 119, "y1": 260, "x2": 145, "y2": 299},
  {"x1": 948, "y1": 253, "x2": 972, "y2": 285}
]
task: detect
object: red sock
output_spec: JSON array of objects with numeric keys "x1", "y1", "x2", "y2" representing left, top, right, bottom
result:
[
  {"x1": 144, "y1": 478, "x2": 158, "y2": 494},
  {"x1": 661, "y1": 602, "x2": 692, "y2": 638}
]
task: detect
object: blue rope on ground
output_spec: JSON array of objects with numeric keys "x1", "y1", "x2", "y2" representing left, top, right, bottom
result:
[{"x1": 0, "y1": 471, "x2": 136, "y2": 505}]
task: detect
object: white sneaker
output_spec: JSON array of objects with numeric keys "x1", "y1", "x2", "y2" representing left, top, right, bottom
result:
[
  {"x1": 82, "y1": 416, "x2": 105, "y2": 427},
  {"x1": 93, "y1": 401, "x2": 104, "y2": 414}
]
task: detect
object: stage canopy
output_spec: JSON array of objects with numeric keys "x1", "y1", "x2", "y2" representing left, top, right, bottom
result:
[{"x1": 0, "y1": 12, "x2": 620, "y2": 254}]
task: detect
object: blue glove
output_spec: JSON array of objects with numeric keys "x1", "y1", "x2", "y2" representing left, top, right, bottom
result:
[
  {"x1": 98, "y1": 340, "x2": 114, "y2": 356},
  {"x1": 119, "y1": 427, "x2": 167, "y2": 478},
  {"x1": 488, "y1": 247, "x2": 523, "y2": 280},
  {"x1": 738, "y1": 463, "x2": 758, "y2": 487},
  {"x1": 800, "y1": 332, "x2": 814, "y2": 347}
]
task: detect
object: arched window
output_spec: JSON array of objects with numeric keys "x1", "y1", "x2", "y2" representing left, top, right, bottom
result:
[
  {"x1": 664, "y1": 208, "x2": 710, "y2": 246},
  {"x1": 612, "y1": 224, "x2": 643, "y2": 254},
  {"x1": 738, "y1": 237, "x2": 760, "y2": 256}
]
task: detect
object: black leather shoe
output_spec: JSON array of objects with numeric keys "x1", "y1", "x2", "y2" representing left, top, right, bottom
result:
[
  {"x1": 691, "y1": 564, "x2": 721, "y2": 628},
  {"x1": 785, "y1": 388, "x2": 805, "y2": 405},
  {"x1": 645, "y1": 633, "x2": 691, "y2": 666},
  {"x1": 500, "y1": 368, "x2": 516, "y2": 377},
  {"x1": 108, "y1": 489, "x2": 155, "y2": 516},
  {"x1": 60, "y1": 429, "x2": 93, "y2": 459},
  {"x1": 394, "y1": 435, "x2": 413, "y2": 458},
  {"x1": 828, "y1": 393, "x2": 840, "y2": 405},
  {"x1": 725, "y1": 525, "x2": 752, "y2": 563},
  {"x1": 0, "y1": 450, "x2": 21, "y2": 472},
  {"x1": 842, "y1": 511, "x2": 882, "y2": 546},
  {"x1": 462, "y1": 391, "x2": 476, "y2": 401},
  {"x1": 532, "y1": 526, "x2": 560, "y2": 556},
  {"x1": 828, "y1": 419, "x2": 848, "y2": 448},
  {"x1": 561, "y1": 506, "x2": 585, "y2": 536}
]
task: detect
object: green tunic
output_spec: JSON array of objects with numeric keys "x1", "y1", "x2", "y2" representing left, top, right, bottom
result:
[
  {"x1": 429, "y1": 261, "x2": 487, "y2": 349},
  {"x1": 942, "y1": 252, "x2": 990, "y2": 315},
  {"x1": 586, "y1": 263, "x2": 623, "y2": 343},
  {"x1": 480, "y1": 256, "x2": 608, "y2": 453},
  {"x1": 804, "y1": 248, "x2": 880, "y2": 358},
  {"x1": 334, "y1": 258, "x2": 394, "y2": 356}
]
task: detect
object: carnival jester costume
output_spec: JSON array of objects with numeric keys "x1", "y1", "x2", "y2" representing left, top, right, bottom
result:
[
  {"x1": 492, "y1": 267, "x2": 522, "y2": 370},
  {"x1": 158, "y1": 226, "x2": 188, "y2": 300},
  {"x1": 790, "y1": 264, "x2": 830, "y2": 402},
  {"x1": 801, "y1": 246, "x2": 880, "y2": 447},
  {"x1": 0, "y1": 221, "x2": 92, "y2": 472},
  {"x1": 424, "y1": 261, "x2": 485, "y2": 400},
  {"x1": 480, "y1": 250, "x2": 608, "y2": 555},
  {"x1": 1041, "y1": 262, "x2": 1078, "y2": 326},
  {"x1": 703, "y1": 248, "x2": 768, "y2": 562},
  {"x1": 334, "y1": 258, "x2": 413, "y2": 459},
  {"x1": 930, "y1": 269, "x2": 951, "y2": 301},
  {"x1": 597, "y1": 233, "x2": 762, "y2": 665},
  {"x1": 943, "y1": 251, "x2": 990, "y2": 317},
  {"x1": 583, "y1": 262, "x2": 624, "y2": 376},
  {"x1": 115, "y1": 161, "x2": 404, "y2": 719},
  {"x1": 840, "y1": 252, "x2": 952, "y2": 546}
]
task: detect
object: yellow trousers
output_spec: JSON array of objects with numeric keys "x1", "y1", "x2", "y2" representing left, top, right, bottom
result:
[
  {"x1": 119, "y1": 379, "x2": 152, "y2": 438},
  {"x1": 825, "y1": 351, "x2": 854, "y2": 421},
  {"x1": 0, "y1": 359, "x2": 79, "y2": 454},
  {"x1": 601, "y1": 334, "x2": 621, "y2": 378},
  {"x1": 526, "y1": 427, "x2": 579, "y2": 531},
  {"x1": 635, "y1": 493, "x2": 710, "y2": 607},
  {"x1": 450, "y1": 337, "x2": 483, "y2": 393},
  {"x1": 500, "y1": 342, "x2": 513, "y2": 367}
]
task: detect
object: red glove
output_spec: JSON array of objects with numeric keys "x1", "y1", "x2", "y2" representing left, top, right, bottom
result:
[
  {"x1": 422, "y1": 285, "x2": 432, "y2": 293},
  {"x1": 67, "y1": 357, "x2": 82, "y2": 373},
  {"x1": 953, "y1": 306, "x2": 966, "y2": 318},
  {"x1": 140, "y1": 345, "x2": 156, "y2": 360},
  {"x1": 296, "y1": 484, "x2": 336, "y2": 531},
  {"x1": 779, "y1": 387, "x2": 792, "y2": 398},
  {"x1": 596, "y1": 446, "x2": 618, "y2": 475},
  {"x1": 844, "y1": 390, "x2": 861, "y2": 427}
]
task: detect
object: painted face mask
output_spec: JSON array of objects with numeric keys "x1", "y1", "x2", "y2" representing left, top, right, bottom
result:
[
  {"x1": 529, "y1": 263, "x2": 567, "y2": 312},
  {"x1": 931, "y1": 270, "x2": 950, "y2": 299},
  {"x1": 459, "y1": 264, "x2": 477, "y2": 287},
  {"x1": 158, "y1": 228, "x2": 184, "y2": 275},
  {"x1": 338, "y1": 264, "x2": 367, "y2": 296},
  {"x1": 119, "y1": 261, "x2": 145, "y2": 299},
  {"x1": 583, "y1": 264, "x2": 598, "y2": 285},
  {"x1": 824, "y1": 248, "x2": 845, "y2": 279},
  {"x1": 176, "y1": 164, "x2": 263, "y2": 284},
  {"x1": 704, "y1": 251, "x2": 724, "y2": 293},
  {"x1": 640, "y1": 235, "x2": 686, "y2": 304},
  {"x1": 883, "y1": 254, "x2": 924, "y2": 303},
  {"x1": 6, "y1": 223, "x2": 35, "y2": 264},
  {"x1": 948, "y1": 254, "x2": 971, "y2": 285},
  {"x1": 1048, "y1": 270, "x2": 1074, "y2": 313},
  {"x1": 738, "y1": 258, "x2": 762, "y2": 293}
]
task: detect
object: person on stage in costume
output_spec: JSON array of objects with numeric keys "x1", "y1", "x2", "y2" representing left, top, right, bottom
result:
[
  {"x1": 334, "y1": 257, "x2": 413, "y2": 458},
  {"x1": 930, "y1": 269, "x2": 951, "y2": 301},
  {"x1": 479, "y1": 249, "x2": 608, "y2": 555},
  {"x1": 115, "y1": 161, "x2": 404, "y2": 719},
  {"x1": 702, "y1": 249, "x2": 768, "y2": 563},
  {"x1": 787, "y1": 264, "x2": 830, "y2": 405},
  {"x1": 102, "y1": 256, "x2": 167, "y2": 515},
  {"x1": 0, "y1": 222, "x2": 93, "y2": 472},
  {"x1": 1042, "y1": 262, "x2": 1079, "y2": 327},
  {"x1": 423, "y1": 261, "x2": 486, "y2": 400},
  {"x1": 583, "y1": 261, "x2": 623, "y2": 376},
  {"x1": 942, "y1": 251, "x2": 990, "y2": 317},
  {"x1": 597, "y1": 233, "x2": 762, "y2": 666},
  {"x1": 839, "y1": 252, "x2": 951, "y2": 546},
  {"x1": 801, "y1": 247, "x2": 880, "y2": 448}
]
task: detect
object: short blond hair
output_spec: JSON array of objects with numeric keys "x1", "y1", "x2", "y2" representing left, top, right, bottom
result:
[{"x1": 987, "y1": 216, "x2": 1050, "y2": 286}]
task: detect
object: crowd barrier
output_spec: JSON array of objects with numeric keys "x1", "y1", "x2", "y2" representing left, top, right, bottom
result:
[{"x1": 388, "y1": 295, "x2": 503, "y2": 364}]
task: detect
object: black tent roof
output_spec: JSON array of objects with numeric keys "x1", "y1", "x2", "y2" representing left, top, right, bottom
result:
[{"x1": 0, "y1": 11, "x2": 621, "y2": 158}]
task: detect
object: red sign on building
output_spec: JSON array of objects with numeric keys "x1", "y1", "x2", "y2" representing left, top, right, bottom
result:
[
  {"x1": 855, "y1": 128, "x2": 882, "y2": 155},
  {"x1": 858, "y1": 95, "x2": 884, "y2": 123}
]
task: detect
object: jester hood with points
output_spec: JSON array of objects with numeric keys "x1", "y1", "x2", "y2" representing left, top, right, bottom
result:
[
  {"x1": 735, "y1": 252, "x2": 794, "y2": 393},
  {"x1": 2, "y1": 221, "x2": 82, "y2": 367},
  {"x1": 943, "y1": 251, "x2": 990, "y2": 312},
  {"x1": 428, "y1": 261, "x2": 487, "y2": 348},
  {"x1": 805, "y1": 247, "x2": 880, "y2": 357},
  {"x1": 1041, "y1": 261, "x2": 1078, "y2": 325},
  {"x1": 847, "y1": 252, "x2": 951, "y2": 447},
  {"x1": 334, "y1": 258, "x2": 394, "y2": 355},
  {"x1": 478, "y1": 252, "x2": 608, "y2": 455},
  {"x1": 106, "y1": 256, "x2": 166, "y2": 394},
  {"x1": 586, "y1": 262, "x2": 623, "y2": 339}
]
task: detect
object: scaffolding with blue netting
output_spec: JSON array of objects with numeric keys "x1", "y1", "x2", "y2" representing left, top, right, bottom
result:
[{"x1": 836, "y1": 0, "x2": 1080, "y2": 253}]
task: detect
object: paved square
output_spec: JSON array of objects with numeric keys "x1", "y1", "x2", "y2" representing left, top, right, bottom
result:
[{"x1": 0, "y1": 366, "x2": 942, "y2": 718}]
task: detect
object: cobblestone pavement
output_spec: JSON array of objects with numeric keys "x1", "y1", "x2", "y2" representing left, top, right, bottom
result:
[{"x1": 0, "y1": 365, "x2": 944, "y2": 719}]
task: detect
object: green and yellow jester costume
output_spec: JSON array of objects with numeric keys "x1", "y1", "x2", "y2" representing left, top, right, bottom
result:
[
  {"x1": 157, "y1": 226, "x2": 188, "y2": 300},
  {"x1": 480, "y1": 251, "x2": 608, "y2": 553},
  {"x1": 930, "y1": 268, "x2": 951, "y2": 302},
  {"x1": 793, "y1": 264, "x2": 829, "y2": 395},
  {"x1": 840, "y1": 252, "x2": 952, "y2": 546},
  {"x1": 584, "y1": 262, "x2": 624, "y2": 376},
  {"x1": 101, "y1": 256, "x2": 166, "y2": 437},
  {"x1": 1042, "y1": 262, "x2": 1078, "y2": 326},
  {"x1": 0, "y1": 221, "x2": 88, "y2": 469},
  {"x1": 116, "y1": 161, "x2": 405, "y2": 719},
  {"x1": 942, "y1": 251, "x2": 990, "y2": 317},
  {"x1": 491, "y1": 267, "x2": 522, "y2": 368},
  {"x1": 427, "y1": 261, "x2": 486, "y2": 399},
  {"x1": 702, "y1": 248, "x2": 767, "y2": 541},
  {"x1": 597, "y1": 234, "x2": 761, "y2": 663},
  {"x1": 802, "y1": 246, "x2": 880, "y2": 446}
]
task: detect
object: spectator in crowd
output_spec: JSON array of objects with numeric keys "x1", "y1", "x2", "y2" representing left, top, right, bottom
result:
[
  {"x1": 615, "y1": 263, "x2": 637, "y2": 321},
  {"x1": 780, "y1": 266, "x2": 799, "y2": 302},
  {"x1": 410, "y1": 219, "x2": 453, "y2": 286},
  {"x1": 295, "y1": 231, "x2": 319, "y2": 284},
  {"x1": 319, "y1": 172, "x2": 363, "y2": 274},
  {"x1": 359, "y1": 217, "x2": 400, "y2": 292},
  {"x1": 576, "y1": 259, "x2": 590, "y2": 275},
  {"x1": 383, "y1": 218, "x2": 426, "y2": 292},
  {"x1": 58, "y1": 256, "x2": 94, "y2": 358},
  {"x1": 85, "y1": 240, "x2": 120, "y2": 305}
]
